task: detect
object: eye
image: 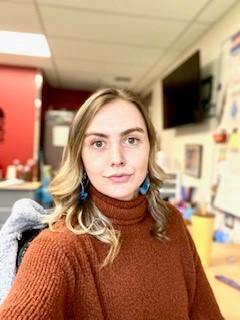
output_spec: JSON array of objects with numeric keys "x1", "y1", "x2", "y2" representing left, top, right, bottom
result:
[
  {"x1": 92, "y1": 140, "x2": 105, "y2": 149},
  {"x1": 126, "y1": 137, "x2": 139, "y2": 145}
]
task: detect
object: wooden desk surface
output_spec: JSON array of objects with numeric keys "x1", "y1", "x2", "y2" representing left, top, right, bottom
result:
[
  {"x1": 0, "y1": 181, "x2": 41, "y2": 191},
  {"x1": 205, "y1": 243, "x2": 240, "y2": 320}
]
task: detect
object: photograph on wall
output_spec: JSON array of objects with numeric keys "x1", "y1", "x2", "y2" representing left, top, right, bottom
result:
[{"x1": 184, "y1": 144, "x2": 202, "y2": 178}]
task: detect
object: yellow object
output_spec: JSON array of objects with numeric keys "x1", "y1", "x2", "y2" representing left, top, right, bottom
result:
[
  {"x1": 191, "y1": 213, "x2": 215, "y2": 267},
  {"x1": 228, "y1": 131, "x2": 240, "y2": 150}
]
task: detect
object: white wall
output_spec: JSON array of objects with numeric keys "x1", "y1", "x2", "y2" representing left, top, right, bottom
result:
[{"x1": 149, "y1": 1, "x2": 240, "y2": 203}]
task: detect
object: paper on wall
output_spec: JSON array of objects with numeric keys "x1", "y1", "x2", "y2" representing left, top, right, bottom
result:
[
  {"x1": 52, "y1": 125, "x2": 69, "y2": 147},
  {"x1": 217, "y1": 31, "x2": 240, "y2": 132},
  {"x1": 214, "y1": 173, "x2": 240, "y2": 218}
]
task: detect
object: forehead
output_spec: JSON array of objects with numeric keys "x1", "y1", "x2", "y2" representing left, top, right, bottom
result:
[{"x1": 86, "y1": 99, "x2": 147, "y2": 132}]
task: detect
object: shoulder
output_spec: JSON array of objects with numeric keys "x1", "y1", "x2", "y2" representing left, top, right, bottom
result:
[
  {"x1": 33, "y1": 220, "x2": 87, "y2": 253},
  {"x1": 16, "y1": 221, "x2": 92, "y2": 289},
  {"x1": 24, "y1": 220, "x2": 91, "y2": 269},
  {"x1": 38, "y1": 221, "x2": 78, "y2": 243}
]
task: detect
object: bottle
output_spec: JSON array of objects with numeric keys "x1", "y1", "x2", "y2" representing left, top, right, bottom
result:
[
  {"x1": 16, "y1": 164, "x2": 24, "y2": 180},
  {"x1": 32, "y1": 160, "x2": 40, "y2": 181},
  {"x1": 22, "y1": 165, "x2": 31, "y2": 182}
]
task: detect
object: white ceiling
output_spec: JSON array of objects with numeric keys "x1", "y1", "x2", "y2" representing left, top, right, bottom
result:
[{"x1": 0, "y1": 0, "x2": 238, "y2": 93}]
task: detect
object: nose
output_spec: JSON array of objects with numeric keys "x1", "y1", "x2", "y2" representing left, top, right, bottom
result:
[{"x1": 110, "y1": 143, "x2": 125, "y2": 167}]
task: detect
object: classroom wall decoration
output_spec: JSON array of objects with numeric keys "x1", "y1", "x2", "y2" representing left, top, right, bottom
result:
[
  {"x1": 211, "y1": 30, "x2": 240, "y2": 243},
  {"x1": 184, "y1": 144, "x2": 202, "y2": 178},
  {"x1": 216, "y1": 30, "x2": 240, "y2": 132}
]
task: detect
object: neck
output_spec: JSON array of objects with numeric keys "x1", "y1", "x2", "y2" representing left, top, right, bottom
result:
[{"x1": 89, "y1": 185, "x2": 148, "y2": 225}]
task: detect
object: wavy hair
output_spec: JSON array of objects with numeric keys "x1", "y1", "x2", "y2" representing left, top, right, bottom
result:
[{"x1": 45, "y1": 88, "x2": 169, "y2": 267}]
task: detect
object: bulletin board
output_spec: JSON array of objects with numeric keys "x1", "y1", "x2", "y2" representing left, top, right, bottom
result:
[{"x1": 212, "y1": 30, "x2": 240, "y2": 219}]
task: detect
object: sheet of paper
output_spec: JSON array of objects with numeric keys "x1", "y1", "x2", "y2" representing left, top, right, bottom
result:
[
  {"x1": 214, "y1": 174, "x2": 240, "y2": 217},
  {"x1": 52, "y1": 125, "x2": 69, "y2": 147}
]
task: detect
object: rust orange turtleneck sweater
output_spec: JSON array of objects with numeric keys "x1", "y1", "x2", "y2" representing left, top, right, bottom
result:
[{"x1": 0, "y1": 186, "x2": 223, "y2": 319}]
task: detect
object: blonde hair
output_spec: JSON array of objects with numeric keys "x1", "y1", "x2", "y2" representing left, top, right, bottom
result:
[{"x1": 46, "y1": 88, "x2": 169, "y2": 267}]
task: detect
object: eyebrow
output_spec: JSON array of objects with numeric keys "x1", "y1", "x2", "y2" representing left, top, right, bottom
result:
[{"x1": 84, "y1": 127, "x2": 145, "y2": 138}]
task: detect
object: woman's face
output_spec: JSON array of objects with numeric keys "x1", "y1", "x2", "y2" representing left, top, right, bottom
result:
[{"x1": 81, "y1": 99, "x2": 150, "y2": 200}]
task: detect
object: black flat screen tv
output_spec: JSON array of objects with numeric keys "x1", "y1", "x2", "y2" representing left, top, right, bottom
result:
[{"x1": 162, "y1": 50, "x2": 203, "y2": 129}]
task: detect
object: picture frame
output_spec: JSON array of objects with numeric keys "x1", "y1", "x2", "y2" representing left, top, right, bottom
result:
[{"x1": 184, "y1": 144, "x2": 202, "y2": 178}]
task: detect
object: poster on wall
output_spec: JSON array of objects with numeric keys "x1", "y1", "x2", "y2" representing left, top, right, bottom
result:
[
  {"x1": 212, "y1": 31, "x2": 240, "y2": 221},
  {"x1": 44, "y1": 110, "x2": 75, "y2": 171},
  {"x1": 214, "y1": 173, "x2": 240, "y2": 218},
  {"x1": 216, "y1": 30, "x2": 240, "y2": 132}
]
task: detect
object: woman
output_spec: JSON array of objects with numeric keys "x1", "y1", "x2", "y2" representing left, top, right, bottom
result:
[{"x1": 0, "y1": 88, "x2": 223, "y2": 319}]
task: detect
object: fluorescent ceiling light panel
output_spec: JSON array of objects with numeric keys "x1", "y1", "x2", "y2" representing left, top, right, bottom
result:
[{"x1": 0, "y1": 30, "x2": 51, "y2": 57}]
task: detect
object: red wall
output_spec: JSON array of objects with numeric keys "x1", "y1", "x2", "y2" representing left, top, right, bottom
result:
[
  {"x1": 0, "y1": 65, "x2": 92, "y2": 176},
  {"x1": 0, "y1": 66, "x2": 38, "y2": 175},
  {"x1": 43, "y1": 85, "x2": 91, "y2": 110},
  {"x1": 40, "y1": 83, "x2": 92, "y2": 147}
]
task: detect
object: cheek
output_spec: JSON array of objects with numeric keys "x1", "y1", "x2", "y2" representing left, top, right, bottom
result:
[
  {"x1": 127, "y1": 146, "x2": 149, "y2": 169},
  {"x1": 82, "y1": 150, "x2": 104, "y2": 176}
]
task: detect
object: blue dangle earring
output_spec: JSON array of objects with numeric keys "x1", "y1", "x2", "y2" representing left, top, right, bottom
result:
[
  {"x1": 139, "y1": 176, "x2": 150, "y2": 195},
  {"x1": 79, "y1": 172, "x2": 89, "y2": 203}
]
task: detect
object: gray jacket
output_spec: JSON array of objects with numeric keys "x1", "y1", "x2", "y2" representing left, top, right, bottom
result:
[{"x1": 0, "y1": 199, "x2": 48, "y2": 304}]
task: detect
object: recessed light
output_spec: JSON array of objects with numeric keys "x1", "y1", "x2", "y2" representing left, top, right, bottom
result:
[{"x1": 0, "y1": 30, "x2": 51, "y2": 58}]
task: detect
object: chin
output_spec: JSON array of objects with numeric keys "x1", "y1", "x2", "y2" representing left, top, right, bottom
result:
[{"x1": 105, "y1": 186, "x2": 138, "y2": 201}]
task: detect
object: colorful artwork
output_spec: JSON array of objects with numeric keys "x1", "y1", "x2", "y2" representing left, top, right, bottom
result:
[{"x1": 184, "y1": 144, "x2": 202, "y2": 178}]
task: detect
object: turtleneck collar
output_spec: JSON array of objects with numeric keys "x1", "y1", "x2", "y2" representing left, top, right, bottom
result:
[{"x1": 89, "y1": 185, "x2": 148, "y2": 225}]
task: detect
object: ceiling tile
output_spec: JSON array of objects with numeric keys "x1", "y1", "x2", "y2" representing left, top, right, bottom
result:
[
  {"x1": 0, "y1": 2, "x2": 42, "y2": 33},
  {"x1": 48, "y1": 38, "x2": 162, "y2": 66},
  {"x1": 134, "y1": 49, "x2": 182, "y2": 91},
  {"x1": 54, "y1": 57, "x2": 147, "y2": 78},
  {"x1": 196, "y1": 0, "x2": 238, "y2": 23},
  {"x1": 1, "y1": 0, "x2": 238, "y2": 92},
  {"x1": 37, "y1": 0, "x2": 209, "y2": 21},
  {"x1": 39, "y1": 6, "x2": 188, "y2": 47},
  {"x1": 171, "y1": 23, "x2": 210, "y2": 50},
  {"x1": 57, "y1": 69, "x2": 133, "y2": 91},
  {"x1": 10, "y1": 1, "x2": 34, "y2": 3}
]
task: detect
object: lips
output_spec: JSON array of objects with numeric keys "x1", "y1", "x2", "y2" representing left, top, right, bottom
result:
[{"x1": 107, "y1": 173, "x2": 132, "y2": 183}]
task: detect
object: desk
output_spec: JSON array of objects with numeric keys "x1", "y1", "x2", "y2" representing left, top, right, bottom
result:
[
  {"x1": 205, "y1": 243, "x2": 240, "y2": 320},
  {"x1": 0, "y1": 182, "x2": 41, "y2": 227}
]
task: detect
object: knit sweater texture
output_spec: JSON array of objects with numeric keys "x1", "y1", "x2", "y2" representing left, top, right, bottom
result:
[{"x1": 0, "y1": 187, "x2": 224, "y2": 320}]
